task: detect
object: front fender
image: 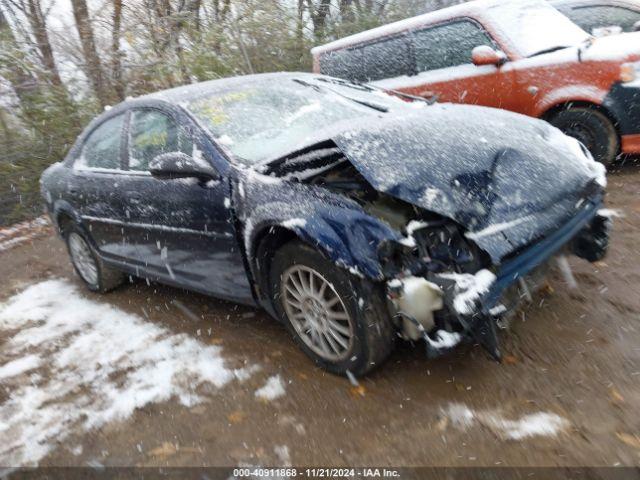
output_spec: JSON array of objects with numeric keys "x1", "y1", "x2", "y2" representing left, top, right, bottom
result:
[{"x1": 237, "y1": 170, "x2": 402, "y2": 281}]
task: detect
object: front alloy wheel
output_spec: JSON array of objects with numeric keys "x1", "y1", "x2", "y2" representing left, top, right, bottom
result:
[
  {"x1": 271, "y1": 240, "x2": 395, "y2": 376},
  {"x1": 281, "y1": 265, "x2": 354, "y2": 362}
]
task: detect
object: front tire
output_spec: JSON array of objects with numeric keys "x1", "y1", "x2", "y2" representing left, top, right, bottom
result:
[
  {"x1": 65, "y1": 226, "x2": 124, "y2": 293},
  {"x1": 549, "y1": 107, "x2": 619, "y2": 167},
  {"x1": 270, "y1": 241, "x2": 395, "y2": 376}
]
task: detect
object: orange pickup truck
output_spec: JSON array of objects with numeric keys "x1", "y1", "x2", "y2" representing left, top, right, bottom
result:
[{"x1": 312, "y1": 0, "x2": 640, "y2": 165}]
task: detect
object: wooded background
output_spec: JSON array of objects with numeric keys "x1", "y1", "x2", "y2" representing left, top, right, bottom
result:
[{"x1": 0, "y1": 0, "x2": 463, "y2": 225}]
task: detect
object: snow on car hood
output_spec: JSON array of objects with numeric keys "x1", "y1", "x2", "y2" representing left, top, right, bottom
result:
[
  {"x1": 582, "y1": 31, "x2": 640, "y2": 62},
  {"x1": 331, "y1": 103, "x2": 605, "y2": 261}
]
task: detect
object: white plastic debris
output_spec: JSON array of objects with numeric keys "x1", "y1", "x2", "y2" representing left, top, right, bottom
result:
[{"x1": 556, "y1": 255, "x2": 577, "y2": 289}]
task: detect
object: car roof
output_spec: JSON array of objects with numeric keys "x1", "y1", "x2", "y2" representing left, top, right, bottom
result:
[
  {"x1": 137, "y1": 72, "x2": 318, "y2": 104},
  {"x1": 550, "y1": 0, "x2": 640, "y2": 6},
  {"x1": 311, "y1": 0, "x2": 506, "y2": 55}
]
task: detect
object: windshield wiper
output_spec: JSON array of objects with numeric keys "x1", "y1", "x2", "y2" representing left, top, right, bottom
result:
[
  {"x1": 293, "y1": 78, "x2": 388, "y2": 112},
  {"x1": 528, "y1": 45, "x2": 571, "y2": 57}
]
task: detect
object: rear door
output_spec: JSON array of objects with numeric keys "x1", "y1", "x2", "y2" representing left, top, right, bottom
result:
[
  {"x1": 70, "y1": 112, "x2": 136, "y2": 260},
  {"x1": 120, "y1": 107, "x2": 253, "y2": 302},
  {"x1": 372, "y1": 19, "x2": 516, "y2": 109}
]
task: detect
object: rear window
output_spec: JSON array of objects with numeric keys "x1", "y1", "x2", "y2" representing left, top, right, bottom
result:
[
  {"x1": 412, "y1": 20, "x2": 495, "y2": 72},
  {"x1": 362, "y1": 35, "x2": 414, "y2": 81},
  {"x1": 320, "y1": 35, "x2": 413, "y2": 82},
  {"x1": 564, "y1": 5, "x2": 640, "y2": 33},
  {"x1": 319, "y1": 48, "x2": 366, "y2": 82}
]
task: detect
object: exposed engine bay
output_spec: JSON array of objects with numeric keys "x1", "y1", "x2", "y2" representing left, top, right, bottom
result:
[{"x1": 259, "y1": 141, "x2": 609, "y2": 361}]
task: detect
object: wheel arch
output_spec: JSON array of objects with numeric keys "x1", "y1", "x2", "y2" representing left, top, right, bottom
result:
[{"x1": 540, "y1": 100, "x2": 621, "y2": 136}]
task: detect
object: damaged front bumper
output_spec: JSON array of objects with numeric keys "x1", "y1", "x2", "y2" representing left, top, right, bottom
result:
[{"x1": 390, "y1": 197, "x2": 609, "y2": 361}]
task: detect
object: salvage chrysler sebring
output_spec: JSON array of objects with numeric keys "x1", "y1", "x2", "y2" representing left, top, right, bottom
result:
[{"x1": 41, "y1": 73, "x2": 610, "y2": 375}]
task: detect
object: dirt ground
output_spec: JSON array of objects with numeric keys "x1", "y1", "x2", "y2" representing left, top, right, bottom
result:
[{"x1": 1, "y1": 163, "x2": 640, "y2": 471}]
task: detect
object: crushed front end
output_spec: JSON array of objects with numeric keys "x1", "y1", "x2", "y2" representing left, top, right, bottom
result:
[{"x1": 383, "y1": 193, "x2": 610, "y2": 361}]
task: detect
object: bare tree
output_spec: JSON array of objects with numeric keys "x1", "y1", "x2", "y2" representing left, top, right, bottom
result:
[
  {"x1": 305, "y1": 0, "x2": 332, "y2": 40},
  {"x1": 71, "y1": 0, "x2": 112, "y2": 107}
]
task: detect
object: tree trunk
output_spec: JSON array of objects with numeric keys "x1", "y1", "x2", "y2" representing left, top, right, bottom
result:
[
  {"x1": 25, "y1": 0, "x2": 64, "y2": 87},
  {"x1": 306, "y1": 0, "x2": 332, "y2": 41},
  {"x1": 0, "y1": 6, "x2": 39, "y2": 103},
  {"x1": 71, "y1": 0, "x2": 113, "y2": 107},
  {"x1": 111, "y1": 0, "x2": 125, "y2": 101}
]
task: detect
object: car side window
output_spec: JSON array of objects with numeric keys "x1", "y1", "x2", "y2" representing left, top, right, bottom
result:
[
  {"x1": 567, "y1": 5, "x2": 640, "y2": 33},
  {"x1": 128, "y1": 110, "x2": 193, "y2": 171},
  {"x1": 76, "y1": 114, "x2": 125, "y2": 170},
  {"x1": 362, "y1": 35, "x2": 414, "y2": 81},
  {"x1": 412, "y1": 19, "x2": 495, "y2": 72},
  {"x1": 319, "y1": 47, "x2": 366, "y2": 83}
]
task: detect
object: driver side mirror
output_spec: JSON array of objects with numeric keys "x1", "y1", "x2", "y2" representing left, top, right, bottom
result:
[
  {"x1": 149, "y1": 152, "x2": 219, "y2": 181},
  {"x1": 472, "y1": 46, "x2": 506, "y2": 67},
  {"x1": 633, "y1": 20, "x2": 640, "y2": 32}
]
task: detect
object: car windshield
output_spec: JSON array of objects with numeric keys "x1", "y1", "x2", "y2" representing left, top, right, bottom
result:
[
  {"x1": 183, "y1": 78, "x2": 415, "y2": 164},
  {"x1": 483, "y1": 0, "x2": 591, "y2": 57}
]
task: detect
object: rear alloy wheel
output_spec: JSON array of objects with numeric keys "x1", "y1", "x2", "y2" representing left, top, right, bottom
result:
[
  {"x1": 549, "y1": 107, "x2": 619, "y2": 167},
  {"x1": 271, "y1": 241, "x2": 395, "y2": 376},
  {"x1": 65, "y1": 226, "x2": 124, "y2": 293}
]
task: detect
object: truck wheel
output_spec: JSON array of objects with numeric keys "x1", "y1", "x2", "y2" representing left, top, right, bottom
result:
[
  {"x1": 65, "y1": 225, "x2": 124, "y2": 293},
  {"x1": 270, "y1": 240, "x2": 395, "y2": 376},
  {"x1": 549, "y1": 107, "x2": 619, "y2": 167}
]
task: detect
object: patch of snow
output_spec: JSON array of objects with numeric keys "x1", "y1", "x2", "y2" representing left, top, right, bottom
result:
[
  {"x1": 281, "y1": 218, "x2": 307, "y2": 229},
  {"x1": 0, "y1": 279, "x2": 254, "y2": 466},
  {"x1": 0, "y1": 354, "x2": 41, "y2": 379},
  {"x1": 427, "y1": 330, "x2": 462, "y2": 349},
  {"x1": 443, "y1": 403, "x2": 569, "y2": 440},
  {"x1": 217, "y1": 134, "x2": 234, "y2": 146},
  {"x1": 255, "y1": 375, "x2": 286, "y2": 401},
  {"x1": 598, "y1": 208, "x2": 623, "y2": 218},
  {"x1": 274, "y1": 445, "x2": 291, "y2": 466},
  {"x1": 439, "y1": 269, "x2": 496, "y2": 315}
]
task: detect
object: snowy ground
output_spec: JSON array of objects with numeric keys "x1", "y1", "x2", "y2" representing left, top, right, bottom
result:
[{"x1": 0, "y1": 164, "x2": 639, "y2": 468}]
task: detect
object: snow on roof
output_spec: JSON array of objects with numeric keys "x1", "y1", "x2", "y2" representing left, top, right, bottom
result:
[
  {"x1": 311, "y1": 0, "x2": 589, "y2": 59},
  {"x1": 311, "y1": 0, "x2": 496, "y2": 55},
  {"x1": 142, "y1": 72, "x2": 319, "y2": 103}
]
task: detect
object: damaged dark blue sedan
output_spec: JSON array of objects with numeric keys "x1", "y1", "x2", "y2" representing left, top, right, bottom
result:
[{"x1": 41, "y1": 73, "x2": 610, "y2": 375}]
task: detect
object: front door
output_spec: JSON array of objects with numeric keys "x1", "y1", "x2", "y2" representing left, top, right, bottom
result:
[
  {"x1": 120, "y1": 108, "x2": 252, "y2": 303},
  {"x1": 373, "y1": 18, "x2": 515, "y2": 110}
]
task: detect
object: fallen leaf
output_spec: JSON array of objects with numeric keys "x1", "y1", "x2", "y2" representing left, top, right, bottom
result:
[
  {"x1": 228, "y1": 410, "x2": 246, "y2": 424},
  {"x1": 609, "y1": 387, "x2": 625, "y2": 405},
  {"x1": 540, "y1": 283, "x2": 554, "y2": 295},
  {"x1": 616, "y1": 432, "x2": 640, "y2": 450},
  {"x1": 504, "y1": 355, "x2": 518, "y2": 365},
  {"x1": 593, "y1": 261, "x2": 608, "y2": 268},
  {"x1": 148, "y1": 442, "x2": 177, "y2": 459},
  {"x1": 209, "y1": 338, "x2": 223, "y2": 345},
  {"x1": 297, "y1": 372, "x2": 308, "y2": 380},
  {"x1": 350, "y1": 385, "x2": 366, "y2": 397}
]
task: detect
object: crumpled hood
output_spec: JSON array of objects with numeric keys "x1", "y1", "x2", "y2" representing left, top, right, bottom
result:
[
  {"x1": 583, "y1": 32, "x2": 640, "y2": 62},
  {"x1": 331, "y1": 103, "x2": 605, "y2": 262}
]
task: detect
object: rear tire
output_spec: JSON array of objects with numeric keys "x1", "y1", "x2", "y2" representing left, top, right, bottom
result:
[
  {"x1": 65, "y1": 225, "x2": 124, "y2": 293},
  {"x1": 270, "y1": 240, "x2": 395, "y2": 376},
  {"x1": 549, "y1": 107, "x2": 619, "y2": 167}
]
